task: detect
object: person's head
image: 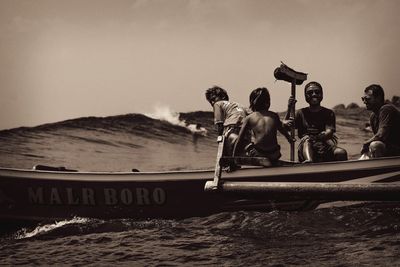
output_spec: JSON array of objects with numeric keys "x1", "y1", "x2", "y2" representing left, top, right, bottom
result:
[
  {"x1": 205, "y1": 86, "x2": 229, "y2": 105},
  {"x1": 362, "y1": 84, "x2": 385, "y2": 111},
  {"x1": 249, "y1": 87, "x2": 270, "y2": 111},
  {"x1": 304, "y1": 81, "x2": 323, "y2": 106}
]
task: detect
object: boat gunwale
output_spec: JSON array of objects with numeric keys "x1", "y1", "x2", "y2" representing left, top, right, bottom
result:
[{"x1": 0, "y1": 156, "x2": 399, "y2": 182}]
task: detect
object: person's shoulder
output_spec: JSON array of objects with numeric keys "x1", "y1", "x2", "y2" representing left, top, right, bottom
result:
[
  {"x1": 320, "y1": 106, "x2": 334, "y2": 113},
  {"x1": 381, "y1": 103, "x2": 399, "y2": 113},
  {"x1": 248, "y1": 111, "x2": 262, "y2": 118},
  {"x1": 296, "y1": 107, "x2": 308, "y2": 115},
  {"x1": 265, "y1": 110, "x2": 278, "y2": 115},
  {"x1": 212, "y1": 100, "x2": 222, "y2": 107},
  {"x1": 323, "y1": 106, "x2": 335, "y2": 117},
  {"x1": 262, "y1": 110, "x2": 281, "y2": 122},
  {"x1": 321, "y1": 106, "x2": 332, "y2": 111},
  {"x1": 271, "y1": 110, "x2": 281, "y2": 118},
  {"x1": 245, "y1": 112, "x2": 260, "y2": 123},
  {"x1": 213, "y1": 100, "x2": 229, "y2": 108},
  {"x1": 214, "y1": 100, "x2": 227, "y2": 105},
  {"x1": 224, "y1": 100, "x2": 246, "y2": 110},
  {"x1": 257, "y1": 110, "x2": 277, "y2": 116}
]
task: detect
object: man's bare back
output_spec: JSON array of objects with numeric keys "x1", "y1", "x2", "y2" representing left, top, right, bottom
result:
[
  {"x1": 233, "y1": 87, "x2": 293, "y2": 161},
  {"x1": 246, "y1": 110, "x2": 281, "y2": 152}
]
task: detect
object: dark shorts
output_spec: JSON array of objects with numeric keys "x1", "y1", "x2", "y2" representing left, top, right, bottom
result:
[
  {"x1": 298, "y1": 135, "x2": 338, "y2": 162},
  {"x1": 222, "y1": 125, "x2": 241, "y2": 155},
  {"x1": 385, "y1": 143, "x2": 400, "y2": 157},
  {"x1": 245, "y1": 143, "x2": 281, "y2": 162},
  {"x1": 223, "y1": 125, "x2": 241, "y2": 138}
]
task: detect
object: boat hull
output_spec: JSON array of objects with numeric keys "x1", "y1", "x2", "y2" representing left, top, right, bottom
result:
[{"x1": 0, "y1": 157, "x2": 399, "y2": 222}]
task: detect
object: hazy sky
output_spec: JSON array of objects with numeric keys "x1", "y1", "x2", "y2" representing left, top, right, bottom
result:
[{"x1": 0, "y1": 0, "x2": 399, "y2": 130}]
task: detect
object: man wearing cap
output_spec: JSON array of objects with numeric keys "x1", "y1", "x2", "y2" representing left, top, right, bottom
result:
[{"x1": 360, "y1": 84, "x2": 400, "y2": 158}]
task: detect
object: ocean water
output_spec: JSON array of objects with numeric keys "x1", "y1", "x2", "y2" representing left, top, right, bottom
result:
[{"x1": 1, "y1": 109, "x2": 400, "y2": 266}]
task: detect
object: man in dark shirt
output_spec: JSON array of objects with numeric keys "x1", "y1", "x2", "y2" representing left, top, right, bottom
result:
[
  {"x1": 287, "y1": 81, "x2": 348, "y2": 163},
  {"x1": 361, "y1": 84, "x2": 400, "y2": 158}
]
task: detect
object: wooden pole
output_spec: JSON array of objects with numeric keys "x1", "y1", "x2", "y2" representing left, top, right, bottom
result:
[
  {"x1": 290, "y1": 80, "x2": 296, "y2": 162},
  {"x1": 216, "y1": 181, "x2": 400, "y2": 201},
  {"x1": 205, "y1": 135, "x2": 225, "y2": 191}
]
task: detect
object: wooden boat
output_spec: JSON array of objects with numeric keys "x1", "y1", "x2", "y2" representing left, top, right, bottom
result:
[{"x1": 0, "y1": 156, "x2": 399, "y2": 223}]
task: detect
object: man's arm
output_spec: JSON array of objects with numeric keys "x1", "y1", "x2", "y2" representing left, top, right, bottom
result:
[
  {"x1": 317, "y1": 110, "x2": 335, "y2": 141},
  {"x1": 215, "y1": 123, "x2": 224, "y2": 136},
  {"x1": 363, "y1": 106, "x2": 393, "y2": 146},
  {"x1": 278, "y1": 115, "x2": 295, "y2": 144},
  {"x1": 361, "y1": 131, "x2": 381, "y2": 155},
  {"x1": 213, "y1": 102, "x2": 224, "y2": 135},
  {"x1": 284, "y1": 96, "x2": 296, "y2": 121},
  {"x1": 317, "y1": 128, "x2": 334, "y2": 141}
]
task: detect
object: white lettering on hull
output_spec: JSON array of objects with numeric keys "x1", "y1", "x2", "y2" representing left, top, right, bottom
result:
[{"x1": 28, "y1": 187, "x2": 167, "y2": 206}]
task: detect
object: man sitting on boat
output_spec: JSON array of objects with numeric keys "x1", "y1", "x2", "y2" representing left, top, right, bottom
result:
[
  {"x1": 287, "y1": 81, "x2": 348, "y2": 163},
  {"x1": 361, "y1": 84, "x2": 400, "y2": 158},
  {"x1": 233, "y1": 87, "x2": 294, "y2": 164},
  {"x1": 205, "y1": 86, "x2": 249, "y2": 156}
]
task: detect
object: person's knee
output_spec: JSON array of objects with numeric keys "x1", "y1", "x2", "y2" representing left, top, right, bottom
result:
[
  {"x1": 369, "y1": 141, "x2": 386, "y2": 157},
  {"x1": 300, "y1": 140, "x2": 314, "y2": 162},
  {"x1": 334, "y1": 147, "x2": 348, "y2": 161},
  {"x1": 370, "y1": 141, "x2": 385, "y2": 150}
]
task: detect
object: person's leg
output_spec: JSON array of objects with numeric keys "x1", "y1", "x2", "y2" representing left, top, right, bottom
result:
[
  {"x1": 333, "y1": 147, "x2": 348, "y2": 161},
  {"x1": 301, "y1": 139, "x2": 314, "y2": 163},
  {"x1": 223, "y1": 129, "x2": 241, "y2": 172},
  {"x1": 369, "y1": 141, "x2": 386, "y2": 158},
  {"x1": 224, "y1": 132, "x2": 238, "y2": 156}
]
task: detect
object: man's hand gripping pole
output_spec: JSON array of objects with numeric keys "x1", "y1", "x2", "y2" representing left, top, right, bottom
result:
[{"x1": 274, "y1": 62, "x2": 308, "y2": 162}]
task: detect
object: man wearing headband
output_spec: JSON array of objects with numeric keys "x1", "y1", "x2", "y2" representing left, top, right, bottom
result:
[
  {"x1": 233, "y1": 87, "x2": 294, "y2": 164},
  {"x1": 287, "y1": 81, "x2": 347, "y2": 163},
  {"x1": 361, "y1": 84, "x2": 400, "y2": 158}
]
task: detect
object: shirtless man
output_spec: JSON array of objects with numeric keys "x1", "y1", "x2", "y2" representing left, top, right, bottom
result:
[
  {"x1": 233, "y1": 87, "x2": 294, "y2": 163},
  {"x1": 287, "y1": 81, "x2": 347, "y2": 163},
  {"x1": 361, "y1": 84, "x2": 400, "y2": 158}
]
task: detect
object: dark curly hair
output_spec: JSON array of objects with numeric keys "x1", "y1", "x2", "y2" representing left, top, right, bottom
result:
[{"x1": 205, "y1": 86, "x2": 229, "y2": 104}]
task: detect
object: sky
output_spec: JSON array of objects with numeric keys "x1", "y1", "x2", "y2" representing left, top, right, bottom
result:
[{"x1": 0, "y1": 0, "x2": 399, "y2": 130}]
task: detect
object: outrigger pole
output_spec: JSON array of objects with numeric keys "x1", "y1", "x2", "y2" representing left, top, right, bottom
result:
[
  {"x1": 206, "y1": 135, "x2": 225, "y2": 190},
  {"x1": 205, "y1": 168, "x2": 400, "y2": 199},
  {"x1": 274, "y1": 62, "x2": 307, "y2": 161},
  {"x1": 213, "y1": 182, "x2": 400, "y2": 201}
]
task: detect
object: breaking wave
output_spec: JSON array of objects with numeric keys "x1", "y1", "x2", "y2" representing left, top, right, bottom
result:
[
  {"x1": 145, "y1": 106, "x2": 187, "y2": 128},
  {"x1": 0, "y1": 111, "x2": 216, "y2": 172},
  {"x1": 15, "y1": 217, "x2": 90, "y2": 239}
]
